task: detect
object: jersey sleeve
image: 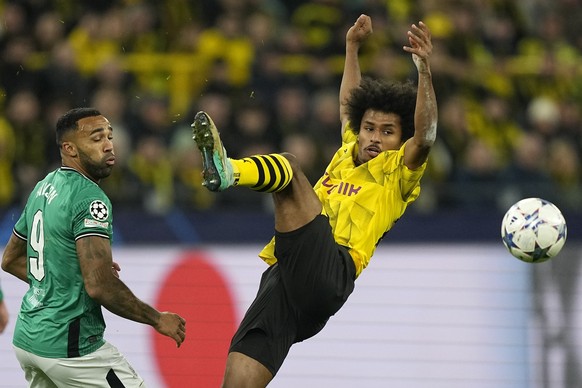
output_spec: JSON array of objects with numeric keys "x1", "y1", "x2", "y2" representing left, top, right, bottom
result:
[
  {"x1": 13, "y1": 207, "x2": 28, "y2": 240},
  {"x1": 71, "y1": 190, "x2": 113, "y2": 240},
  {"x1": 342, "y1": 122, "x2": 357, "y2": 145},
  {"x1": 258, "y1": 236, "x2": 277, "y2": 265},
  {"x1": 397, "y1": 140, "x2": 427, "y2": 201}
]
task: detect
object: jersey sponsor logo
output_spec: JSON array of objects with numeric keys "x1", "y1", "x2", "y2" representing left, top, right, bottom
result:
[
  {"x1": 84, "y1": 219, "x2": 109, "y2": 228},
  {"x1": 89, "y1": 200, "x2": 109, "y2": 221},
  {"x1": 321, "y1": 174, "x2": 362, "y2": 196}
]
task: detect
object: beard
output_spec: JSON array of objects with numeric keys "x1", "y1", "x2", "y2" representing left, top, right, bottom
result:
[{"x1": 78, "y1": 149, "x2": 113, "y2": 181}]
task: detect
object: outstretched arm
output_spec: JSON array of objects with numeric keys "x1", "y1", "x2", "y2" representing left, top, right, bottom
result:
[
  {"x1": 403, "y1": 21, "x2": 438, "y2": 170},
  {"x1": 77, "y1": 236, "x2": 186, "y2": 347},
  {"x1": 340, "y1": 14, "x2": 372, "y2": 134}
]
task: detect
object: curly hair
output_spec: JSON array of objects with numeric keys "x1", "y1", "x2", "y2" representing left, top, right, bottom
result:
[{"x1": 346, "y1": 77, "x2": 417, "y2": 141}]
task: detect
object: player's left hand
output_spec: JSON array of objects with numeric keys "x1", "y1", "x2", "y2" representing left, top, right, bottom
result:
[
  {"x1": 403, "y1": 21, "x2": 432, "y2": 73},
  {"x1": 156, "y1": 312, "x2": 187, "y2": 348}
]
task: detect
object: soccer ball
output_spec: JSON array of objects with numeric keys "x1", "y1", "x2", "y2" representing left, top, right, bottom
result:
[{"x1": 501, "y1": 198, "x2": 567, "y2": 263}]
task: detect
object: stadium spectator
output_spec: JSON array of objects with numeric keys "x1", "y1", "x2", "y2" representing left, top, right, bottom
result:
[
  {"x1": 0, "y1": 114, "x2": 16, "y2": 206},
  {"x1": 547, "y1": 138, "x2": 582, "y2": 209},
  {"x1": 499, "y1": 131, "x2": 555, "y2": 209},
  {"x1": 451, "y1": 138, "x2": 503, "y2": 209},
  {"x1": 0, "y1": 0, "x2": 581, "y2": 214}
]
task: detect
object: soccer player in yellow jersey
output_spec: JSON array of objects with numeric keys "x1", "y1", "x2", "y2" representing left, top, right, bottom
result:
[{"x1": 192, "y1": 14, "x2": 437, "y2": 387}]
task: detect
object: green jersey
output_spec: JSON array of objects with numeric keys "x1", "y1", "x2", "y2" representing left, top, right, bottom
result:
[{"x1": 12, "y1": 167, "x2": 112, "y2": 358}]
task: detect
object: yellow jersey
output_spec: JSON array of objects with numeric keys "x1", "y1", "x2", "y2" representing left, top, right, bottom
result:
[{"x1": 259, "y1": 128, "x2": 426, "y2": 277}]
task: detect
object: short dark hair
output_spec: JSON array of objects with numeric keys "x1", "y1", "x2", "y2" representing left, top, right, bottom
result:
[
  {"x1": 346, "y1": 77, "x2": 417, "y2": 141},
  {"x1": 56, "y1": 107, "x2": 101, "y2": 145}
]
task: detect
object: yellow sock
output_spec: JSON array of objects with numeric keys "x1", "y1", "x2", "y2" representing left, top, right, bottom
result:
[{"x1": 230, "y1": 154, "x2": 293, "y2": 192}]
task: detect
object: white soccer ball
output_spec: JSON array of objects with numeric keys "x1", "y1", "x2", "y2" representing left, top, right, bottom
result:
[{"x1": 501, "y1": 197, "x2": 567, "y2": 263}]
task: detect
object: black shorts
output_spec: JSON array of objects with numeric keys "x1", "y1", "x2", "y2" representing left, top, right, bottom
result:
[{"x1": 229, "y1": 214, "x2": 356, "y2": 376}]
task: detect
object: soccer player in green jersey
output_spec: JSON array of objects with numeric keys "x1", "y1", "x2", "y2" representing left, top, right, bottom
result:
[
  {"x1": 0, "y1": 284, "x2": 7, "y2": 333},
  {"x1": 191, "y1": 14, "x2": 437, "y2": 387},
  {"x1": 1, "y1": 108, "x2": 186, "y2": 387}
]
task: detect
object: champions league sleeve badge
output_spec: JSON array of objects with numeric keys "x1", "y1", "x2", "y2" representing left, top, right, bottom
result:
[
  {"x1": 84, "y1": 200, "x2": 110, "y2": 229},
  {"x1": 89, "y1": 200, "x2": 109, "y2": 221}
]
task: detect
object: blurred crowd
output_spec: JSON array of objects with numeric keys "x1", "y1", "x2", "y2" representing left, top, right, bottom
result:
[{"x1": 1, "y1": 0, "x2": 582, "y2": 215}]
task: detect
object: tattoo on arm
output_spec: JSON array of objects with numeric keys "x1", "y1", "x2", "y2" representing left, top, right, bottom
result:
[{"x1": 77, "y1": 237, "x2": 160, "y2": 327}]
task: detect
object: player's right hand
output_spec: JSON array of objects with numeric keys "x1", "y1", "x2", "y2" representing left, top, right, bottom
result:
[
  {"x1": 156, "y1": 312, "x2": 186, "y2": 347},
  {"x1": 403, "y1": 21, "x2": 433, "y2": 73},
  {"x1": 346, "y1": 14, "x2": 372, "y2": 45}
]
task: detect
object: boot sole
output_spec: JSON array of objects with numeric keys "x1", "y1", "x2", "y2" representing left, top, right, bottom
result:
[{"x1": 192, "y1": 112, "x2": 222, "y2": 191}]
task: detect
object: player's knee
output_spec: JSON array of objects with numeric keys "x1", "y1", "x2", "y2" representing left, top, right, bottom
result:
[
  {"x1": 222, "y1": 348, "x2": 273, "y2": 388},
  {"x1": 280, "y1": 152, "x2": 301, "y2": 173}
]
